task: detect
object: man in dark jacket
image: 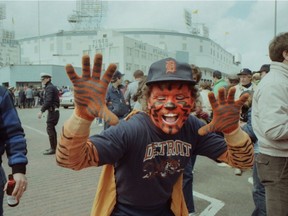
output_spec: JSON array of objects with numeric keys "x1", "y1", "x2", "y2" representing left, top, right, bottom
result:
[
  {"x1": 105, "y1": 70, "x2": 130, "y2": 129},
  {"x1": 0, "y1": 85, "x2": 28, "y2": 215},
  {"x1": 37, "y1": 73, "x2": 60, "y2": 155}
]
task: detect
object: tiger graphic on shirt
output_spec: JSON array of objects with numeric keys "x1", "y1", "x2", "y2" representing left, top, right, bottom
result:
[{"x1": 142, "y1": 140, "x2": 191, "y2": 179}]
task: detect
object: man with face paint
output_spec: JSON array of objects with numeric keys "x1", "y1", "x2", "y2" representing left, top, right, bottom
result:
[{"x1": 56, "y1": 54, "x2": 254, "y2": 216}]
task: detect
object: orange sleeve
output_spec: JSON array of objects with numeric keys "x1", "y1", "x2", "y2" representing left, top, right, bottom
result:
[
  {"x1": 56, "y1": 112, "x2": 100, "y2": 170},
  {"x1": 217, "y1": 128, "x2": 254, "y2": 169}
]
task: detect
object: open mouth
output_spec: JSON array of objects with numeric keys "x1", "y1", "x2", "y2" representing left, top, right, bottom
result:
[{"x1": 162, "y1": 113, "x2": 179, "y2": 124}]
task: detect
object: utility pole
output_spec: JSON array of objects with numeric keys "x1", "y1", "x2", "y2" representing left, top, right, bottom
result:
[
  {"x1": 274, "y1": 0, "x2": 277, "y2": 37},
  {"x1": 38, "y1": 0, "x2": 41, "y2": 64}
]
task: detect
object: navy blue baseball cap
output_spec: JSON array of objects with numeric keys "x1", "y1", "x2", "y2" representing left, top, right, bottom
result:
[
  {"x1": 112, "y1": 70, "x2": 124, "y2": 79},
  {"x1": 237, "y1": 68, "x2": 252, "y2": 75},
  {"x1": 146, "y1": 58, "x2": 196, "y2": 85},
  {"x1": 257, "y1": 64, "x2": 270, "y2": 73}
]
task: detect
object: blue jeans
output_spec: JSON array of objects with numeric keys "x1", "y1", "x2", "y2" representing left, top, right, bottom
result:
[
  {"x1": 256, "y1": 153, "x2": 288, "y2": 216},
  {"x1": 182, "y1": 155, "x2": 197, "y2": 213},
  {"x1": 252, "y1": 154, "x2": 266, "y2": 216},
  {"x1": 0, "y1": 166, "x2": 7, "y2": 216}
]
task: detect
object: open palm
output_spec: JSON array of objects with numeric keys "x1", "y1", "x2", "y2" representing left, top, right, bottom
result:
[
  {"x1": 198, "y1": 87, "x2": 248, "y2": 135},
  {"x1": 65, "y1": 54, "x2": 119, "y2": 125}
]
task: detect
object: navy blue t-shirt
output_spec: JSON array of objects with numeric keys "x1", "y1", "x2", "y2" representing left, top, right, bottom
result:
[{"x1": 89, "y1": 112, "x2": 226, "y2": 213}]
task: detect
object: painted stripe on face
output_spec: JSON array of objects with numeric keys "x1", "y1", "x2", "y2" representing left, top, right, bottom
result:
[{"x1": 148, "y1": 82, "x2": 194, "y2": 134}]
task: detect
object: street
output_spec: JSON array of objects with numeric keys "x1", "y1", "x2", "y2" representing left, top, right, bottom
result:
[{"x1": 3, "y1": 107, "x2": 255, "y2": 216}]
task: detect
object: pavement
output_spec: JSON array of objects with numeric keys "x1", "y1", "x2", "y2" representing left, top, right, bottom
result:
[
  {"x1": 2, "y1": 108, "x2": 103, "y2": 216},
  {"x1": 2, "y1": 107, "x2": 255, "y2": 216}
]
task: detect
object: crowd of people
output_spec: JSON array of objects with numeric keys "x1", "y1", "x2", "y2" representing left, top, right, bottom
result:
[
  {"x1": 7, "y1": 86, "x2": 43, "y2": 109},
  {"x1": 0, "y1": 32, "x2": 287, "y2": 216},
  {"x1": 7, "y1": 85, "x2": 70, "y2": 109}
]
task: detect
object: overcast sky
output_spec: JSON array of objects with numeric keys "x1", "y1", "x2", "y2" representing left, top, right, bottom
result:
[{"x1": 1, "y1": 0, "x2": 288, "y2": 71}]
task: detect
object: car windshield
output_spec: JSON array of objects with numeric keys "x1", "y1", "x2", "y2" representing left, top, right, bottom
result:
[{"x1": 61, "y1": 92, "x2": 73, "y2": 97}]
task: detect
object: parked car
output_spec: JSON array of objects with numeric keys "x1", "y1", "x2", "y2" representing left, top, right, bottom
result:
[{"x1": 60, "y1": 91, "x2": 74, "y2": 109}]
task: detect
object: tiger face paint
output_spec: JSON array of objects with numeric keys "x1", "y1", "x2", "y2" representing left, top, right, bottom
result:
[{"x1": 148, "y1": 82, "x2": 194, "y2": 134}]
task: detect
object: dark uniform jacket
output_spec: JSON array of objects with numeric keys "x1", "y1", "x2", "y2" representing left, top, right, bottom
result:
[{"x1": 41, "y1": 82, "x2": 59, "y2": 113}]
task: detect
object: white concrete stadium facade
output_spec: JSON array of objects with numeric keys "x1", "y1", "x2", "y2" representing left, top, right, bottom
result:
[{"x1": 17, "y1": 28, "x2": 241, "y2": 82}]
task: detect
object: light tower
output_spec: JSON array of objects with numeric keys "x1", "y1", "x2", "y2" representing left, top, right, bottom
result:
[
  {"x1": 0, "y1": 3, "x2": 15, "y2": 44},
  {"x1": 183, "y1": 9, "x2": 209, "y2": 38},
  {"x1": 67, "y1": 0, "x2": 107, "y2": 31},
  {"x1": 0, "y1": 3, "x2": 6, "y2": 31}
]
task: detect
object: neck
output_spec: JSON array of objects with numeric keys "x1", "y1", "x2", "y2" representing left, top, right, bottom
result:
[
  {"x1": 112, "y1": 82, "x2": 118, "y2": 88},
  {"x1": 242, "y1": 82, "x2": 252, "y2": 88}
]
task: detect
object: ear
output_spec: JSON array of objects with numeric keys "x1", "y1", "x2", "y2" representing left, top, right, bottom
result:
[
  {"x1": 147, "y1": 98, "x2": 152, "y2": 109},
  {"x1": 283, "y1": 50, "x2": 288, "y2": 62},
  {"x1": 191, "y1": 99, "x2": 195, "y2": 110}
]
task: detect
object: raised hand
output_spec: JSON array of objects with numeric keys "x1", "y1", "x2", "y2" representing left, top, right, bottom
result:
[
  {"x1": 198, "y1": 87, "x2": 249, "y2": 136},
  {"x1": 65, "y1": 54, "x2": 119, "y2": 125}
]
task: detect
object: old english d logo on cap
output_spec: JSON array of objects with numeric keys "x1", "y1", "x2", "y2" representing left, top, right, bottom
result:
[
  {"x1": 146, "y1": 57, "x2": 196, "y2": 85},
  {"x1": 166, "y1": 60, "x2": 177, "y2": 74}
]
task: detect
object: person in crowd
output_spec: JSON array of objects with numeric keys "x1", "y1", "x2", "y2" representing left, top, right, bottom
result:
[
  {"x1": 252, "y1": 73, "x2": 261, "y2": 85},
  {"x1": 124, "y1": 70, "x2": 144, "y2": 110},
  {"x1": 8, "y1": 86, "x2": 15, "y2": 105},
  {"x1": 18, "y1": 87, "x2": 26, "y2": 109},
  {"x1": 37, "y1": 73, "x2": 60, "y2": 155},
  {"x1": 191, "y1": 65, "x2": 210, "y2": 123},
  {"x1": 212, "y1": 70, "x2": 227, "y2": 98},
  {"x1": 25, "y1": 86, "x2": 33, "y2": 108},
  {"x1": 61, "y1": 86, "x2": 69, "y2": 94},
  {"x1": 235, "y1": 90, "x2": 254, "y2": 178},
  {"x1": 254, "y1": 64, "x2": 270, "y2": 79},
  {"x1": 233, "y1": 70, "x2": 256, "y2": 175},
  {"x1": 14, "y1": 87, "x2": 20, "y2": 107},
  {"x1": 132, "y1": 75, "x2": 148, "y2": 111},
  {"x1": 121, "y1": 79, "x2": 131, "y2": 95},
  {"x1": 246, "y1": 64, "x2": 269, "y2": 216},
  {"x1": 56, "y1": 54, "x2": 253, "y2": 216},
  {"x1": 105, "y1": 70, "x2": 130, "y2": 129},
  {"x1": 239, "y1": 90, "x2": 266, "y2": 216},
  {"x1": 33, "y1": 87, "x2": 40, "y2": 108},
  {"x1": 199, "y1": 81, "x2": 212, "y2": 118},
  {"x1": 226, "y1": 74, "x2": 240, "y2": 90},
  {"x1": 0, "y1": 85, "x2": 28, "y2": 215},
  {"x1": 182, "y1": 64, "x2": 209, "y2": 216},
  {"x1": 217, "y1": 74, "x2": 240, "y2": 169},
  {"x1": 234, "y1": 68, "x2": 257, "y2": 100},
  {"x1": 252, "y1": 32, "x2": 288, "y2": 216}
]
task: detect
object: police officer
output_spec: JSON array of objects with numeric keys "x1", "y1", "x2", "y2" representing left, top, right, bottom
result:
[{"x1": 37, "y1": 73, "x2": 60, "y2": 155}]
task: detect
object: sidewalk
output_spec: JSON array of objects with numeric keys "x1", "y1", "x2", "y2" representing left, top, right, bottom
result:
[{"x1": 2, "y1": 108, "x2": 104, "y2": 216}]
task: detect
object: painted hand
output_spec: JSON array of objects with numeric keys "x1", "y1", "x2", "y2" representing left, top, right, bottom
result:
[
  {"x1": 198, "y1": 87, "x2": 249, "y2": 135},
  {"x1": 65, "y1": 54, "x2": 119, "y2": 125}
]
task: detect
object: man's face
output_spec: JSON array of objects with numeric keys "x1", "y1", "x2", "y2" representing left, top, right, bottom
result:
[
  {"x1": 260, "y1": 71, "x2": 268, "y2": 79},
  {"x1": 116, "y1": 76, "x2": 123, "y2": 86},
  {"x1": 239, "y1": 74, "x2": 252, "y2": 86},
  {"x1": 147, "y1": 82, "x2": 194, "y2": 135},
  {"x1": 41, "y1": 77, "x2": 49, "y2": 85}
]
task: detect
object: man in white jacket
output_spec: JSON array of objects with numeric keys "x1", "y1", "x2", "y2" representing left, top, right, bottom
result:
[
  {"x1": 234, "y1": 68, "x2": 257, "y2": 100},
  {"x1": 252, "y1": 32, "x2": 288, "y2": 216}
]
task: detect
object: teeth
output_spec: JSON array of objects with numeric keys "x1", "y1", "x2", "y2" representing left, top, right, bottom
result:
[
  {"x1": 165, "y1": 113, "x2": 177, "y2": 117},
  {"x1": 165, "y1": 116, "x2": 177, "y2": 123},
  {"x1": 163, "y1": 113, "x2": 178, "y2": 124}
]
